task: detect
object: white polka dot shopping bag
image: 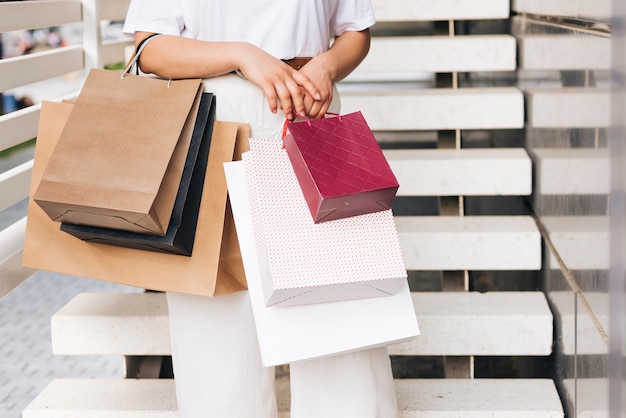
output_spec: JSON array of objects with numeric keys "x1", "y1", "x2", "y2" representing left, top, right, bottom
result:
[
  {"x1": 242, "y1": 138, "x2": 407, "y2": 307},
  {"x1": 224, "y1": 157, "x2": 419, "y2": 366}
]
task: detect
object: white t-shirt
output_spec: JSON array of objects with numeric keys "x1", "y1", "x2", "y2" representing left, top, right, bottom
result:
[{"x1": 123, "y1": 0, "x2": 376, "y2": 59}]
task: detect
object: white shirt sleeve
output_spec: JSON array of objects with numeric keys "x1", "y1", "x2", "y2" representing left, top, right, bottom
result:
[
  {"x1": 122, "y1": 0, "x2": 376, "y2": 56},
  {"x1": 123, "y1": 0, "x2": 185, "y2": 37},
  {"x1": 330, "y1": 0, "x2": 376, "y2": 36}
]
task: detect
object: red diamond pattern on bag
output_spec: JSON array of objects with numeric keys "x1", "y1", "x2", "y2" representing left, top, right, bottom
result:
[{"x1": 284, "y1": 111, "x2": 399, "y2": 223}]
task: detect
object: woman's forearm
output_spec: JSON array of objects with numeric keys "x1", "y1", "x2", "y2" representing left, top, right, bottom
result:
[
  {"x1": 314, "y1": 29, "x2": 371, "y2": 83},
  {"x1": 132, "y1": 31, "x2": 321, "y2": 120},
  {"x1": 297, "y1": 29, "x2": 370, "y2": 118},
  {"x1": 134, "y1": 32, "x2": 242, "y2": 79}
]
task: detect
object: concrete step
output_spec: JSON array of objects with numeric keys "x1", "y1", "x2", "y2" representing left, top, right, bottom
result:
[
  {"x1": 511, "y1": 0, "x2": 610, "y2": 22},
  {"x1": 373, "y1": 0, "x2": 510, "y2": 22},
  {"x1": 518, "y1": 34, "x2": 611, "y2": 71},
  {"x1": 341, "y1": 87, "x2": 524, "y2": 131},
  {"x1": 23, "y1": 377, "x2": 564, "y2": 417},
  {"x1": 549, "y1": 291, "x2": 608, "y2": 355},
  {"x1": 390, "y1": 291, "x2": 553, "y2": 356},
  {"x1": 52, "y1": 292, "x2": 170, "y2": 356},
  {"x1": 356, "y1": 35, "x2": 516, "y2": 75},
  {"x1": 394, "y1": 378, "x2": 563, "y2": 417},
  {"x1": 562, "y1": 378, "x2": 608, "y2": 417},
  {"x1": 530, "y1": 148, "x2": 609, "y2": 195},
  {"x1": 51, "y1": 291, "x2": 553, "y2": 357},
  {"x1": 387, "y1": 148, "x2": 532, "y2": 196},
  {"x1": 541, "y1": 216, "x2": 609, "y2": 271},
  {"x1": 525, "y1": 87, "x2": 610, "y2": 129},
  {"x1": 396, "y1": 216, "x2": 541, "y2": 271}
]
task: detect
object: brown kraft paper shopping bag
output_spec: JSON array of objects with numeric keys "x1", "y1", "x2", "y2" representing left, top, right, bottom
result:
[
  {"x1": 23, "y1": 100, "x2": 249, "y2": 296},
  {"x1": 33, "y1": 69, "x2": 203, "y2": 236}
]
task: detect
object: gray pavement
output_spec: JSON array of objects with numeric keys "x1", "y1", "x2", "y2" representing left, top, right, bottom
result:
[{"x1": 0, "y1": 271, "x2": 141, "y2": 418}]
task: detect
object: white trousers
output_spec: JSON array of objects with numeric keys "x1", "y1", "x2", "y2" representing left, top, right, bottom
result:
[{"x1": 167, "y1": 73, "x2": 398, "y2": 418}]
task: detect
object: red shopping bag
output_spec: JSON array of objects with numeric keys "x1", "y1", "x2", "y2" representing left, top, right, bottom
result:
[{"x1": 282, "y1": 111, "x2": 399, "y2": 223}]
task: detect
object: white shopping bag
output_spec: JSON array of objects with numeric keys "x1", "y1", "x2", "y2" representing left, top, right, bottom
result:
[
  {"x1": 242, "y1": 138, "x2": 407, "y2": 307},
  {"x1": 224, "y1": 159, "x2": 419, "y2": 366}
]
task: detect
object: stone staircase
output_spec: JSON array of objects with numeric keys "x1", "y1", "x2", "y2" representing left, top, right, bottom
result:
[{"x1": 0, "y1": 0, "x2": 572, "y2": 416}]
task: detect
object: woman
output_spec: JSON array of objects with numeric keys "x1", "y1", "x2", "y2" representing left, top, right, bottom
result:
[{"x1": 123, "y1": 1, "x2": 398, "y2": 417}]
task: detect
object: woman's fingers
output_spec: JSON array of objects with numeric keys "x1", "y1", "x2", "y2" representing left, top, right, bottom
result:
[
  {"x1": 237, "y1": 46, "x2": 323, "y2": 120},
  {"x1": 292, "y1": 71, "x2": 322, "y2": 102}
]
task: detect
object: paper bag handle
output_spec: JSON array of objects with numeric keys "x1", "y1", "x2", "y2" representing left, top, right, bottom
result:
[
  {"x1": 290, "y1": 111, "x2": 342, "y2": 127},
  {"x1": 121, "y1": 33, "x2": 163, "y2": 79},
  {"x1": 280, "y1": 111, "x2": 343, "y2": 148}
]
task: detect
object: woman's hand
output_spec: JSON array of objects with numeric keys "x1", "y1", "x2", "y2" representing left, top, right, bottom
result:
[
  {"x1": 237, "y1": 44, "x2": 321, "y2": 120},
  {"x1": 294, "y1": 29, "x2": 371, "y2": 120},
  {"x1": 298, "y1": 60, "x2": 334, "y2": 119}
]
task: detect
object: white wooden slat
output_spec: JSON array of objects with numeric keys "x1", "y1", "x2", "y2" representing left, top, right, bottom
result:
[
  {"x1": 102, "y1": 39, "x2": 134, "y2": 67},
  {"x1": 341, "y1": 88, "x2": 524, "y2": 131},
  {"x1": 530, "y1": 148, "x2": 610, "y2": 195},
  {"x1": 372, "y1": 0, "x2": 510, "y2": 22},
  {"x1": 100, "y1": 0, "x2": 131, "y2": 21},
  {"x1": 0, "y1": 106, "x2": 41, "y2": 154},
  {"x1": 518, "y1": 35, "x2": 611, "y2": 71},
  {"x1": 0, "y1": 218, "x2": 35, "y2": 299},
  {"x1": 356, "y1": 35, "x2": 516, "y2": 74},
  {"x1": 0, "y1": 0, "x2": 82, "y2": 32},
  {"x1": 0, "y1": 46, "x2": 84, "y2": 92},
  {"x1": 396, "y1": 216, "x2": 541, "y2": 271},
  {"x1": 389, "y1": 292, "x2": 553, "y2": 356},
  {"x1": 525, "y1": 87, "x2": 611, "y2": 129},
  {"x1": 549, "y1": 291, "x2": 608, "y2": 355},
  {"x1": 0, "y1": 249, "x2": 36, "y2": 300},
  {"x1": 23, "y1": 378, "x2": 564, "y2": 418},
  {"x1": 0, "y1": 160, "x2": 33, "y2": 212},
  {"x1": 82, "y1": 0, "x2": 104, "y2": 69},
  {"x1": 512, "y1": 0, "x2": 611, "y2": 22},
  {"x1": 541, "y1": 216, "x2": 609, "y2": 271},
  {"x1": 387, "y1": 148, "x2": 532, "y2": 196}
]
